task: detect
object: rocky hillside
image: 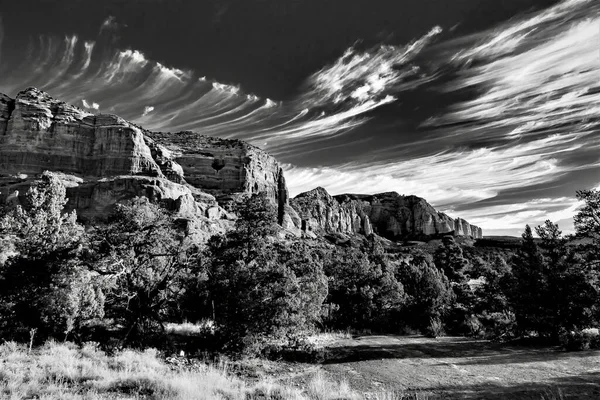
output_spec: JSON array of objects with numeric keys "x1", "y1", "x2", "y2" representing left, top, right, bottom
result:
[
  {"x1": 0, "y1": 88, "x2": 481, "y2": 241},
  {"x1": 0, "y1": 88, "x2": 291, "y2": 240},
  {"x1": 291, "y1": 188, "x2": 482, "y2": 240}
]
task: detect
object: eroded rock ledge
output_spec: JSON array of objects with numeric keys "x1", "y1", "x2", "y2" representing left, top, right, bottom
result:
[
  {"x1": 291, "y1": 187, "x2": 483, "y2": 240},
  {"x1": 0, "y1": 88, "x2": 288, "y2": 238}
]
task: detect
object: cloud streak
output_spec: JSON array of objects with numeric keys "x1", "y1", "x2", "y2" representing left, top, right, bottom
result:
[
  {"x1": 0, "y1": 1, "x2": 597, "y2": 234},
  {"x1": 82, "y1": 99, "x2": 99, "y2": 110}
]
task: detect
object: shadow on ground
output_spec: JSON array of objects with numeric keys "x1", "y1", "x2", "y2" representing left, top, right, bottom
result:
[
  {"x1": 324, "y1": 336, "x2": 600, "y2": 365},
  {"x1": 417, "y1": 372, "x2": 600, "y2": 399}
]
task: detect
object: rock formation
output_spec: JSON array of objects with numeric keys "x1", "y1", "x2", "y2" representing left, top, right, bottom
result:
[
  {"x1": 145, "y1": 131, "x2": 287, "y2": 214},
  {"x1": 0, "y1": 88, "x2": 286, "y2": 231},
  {"x1": 290, "y1": 187, "x2": 373, "y2": 236},
  {"x1": 291, "y1": 188, "x2": 482, "y2": 240},
  {"x1": 0, "y1": 88, "x2": 482, "y2": 242}
]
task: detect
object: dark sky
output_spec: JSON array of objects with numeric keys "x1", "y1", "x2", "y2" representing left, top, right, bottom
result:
[
  {"x1": 2, "y1": 0, "x2": 561, "y2": 98},
  {"x1": 0, "y1": 0, "x2": 597, "y2": 236}
]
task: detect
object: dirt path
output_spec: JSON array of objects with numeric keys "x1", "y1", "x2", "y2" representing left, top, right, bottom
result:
[{"x1": 320, "y1": 335, "x2": 600, "y2": 399}]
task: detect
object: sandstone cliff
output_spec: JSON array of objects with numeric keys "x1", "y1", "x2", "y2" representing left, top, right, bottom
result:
[
  {"x1": 0, "y1": 88, "x2": 287, "y2": 232},
  {"x1": 290, "y1": 188, "x2": 482, "y2": 240},
  {"x1": 0, "y1": 88, "x2": 482, "y2": 242},
  {"x1": 145, "y1": 131, "x2": 288, "y2": 221},
  {"x1": 290, "y1": 187, "x2": 373, "y2": 236}
]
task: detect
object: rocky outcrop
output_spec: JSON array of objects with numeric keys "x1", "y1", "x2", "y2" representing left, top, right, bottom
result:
[
  {"x1": 290, "y1": 188, "x2": 482, "y2": 240},
  {"x1": 0, "y1": 88, "x2": 482, "y2": 243},
  {"x1": 0, "y1": 88, "x2": 286, "y2": 230},
  {"x1": 0, "y1": 88, "x2": 161, "y2": 178},
  {"x1": 290, "y1": 187, "x2": 373, "y2": 237},
  {"x1": 145, "y1": 131, "x2": 287, "y2": 213},
  {"x1": 349, "y1": 192, "x2": 483, "y2": 239}
]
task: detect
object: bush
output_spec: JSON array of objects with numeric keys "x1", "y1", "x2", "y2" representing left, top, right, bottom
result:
[
  {"x1": 323, "y1": 246, "x2": 405, "y2": 331},
  {"x1": 559, "y1": 328, "x2": 600, "y2": 351},
  {"x1": 477, "y1": 311, "x2": 517, "y2": 340},
  {"x1": 424, "y1": 317, "x2": 444, "y2": 338},
  {"x1": 396, "y1": 253, "x2": 454, "y2": 333}
]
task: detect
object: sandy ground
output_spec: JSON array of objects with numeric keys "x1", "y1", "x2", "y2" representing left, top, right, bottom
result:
[{"x1": 318, "y1": 335, "x2": 600, "y2": 399}]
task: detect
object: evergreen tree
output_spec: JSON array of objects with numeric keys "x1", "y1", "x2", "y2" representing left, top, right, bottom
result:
[
  {"x1": 206, "y1": 193, "x2": 327, "y2": 351},
  {"x1": 87, "y1": 197, "x2": 191, "y2": 342},
  {"x1": 508, "y1": 225, "x2": 549, "y2": 336},
  {"x1": 0, "y1": 172, "x2": 104, "y2": 340},
  {"x1": 508, "y1": 221, "x2": 600, "y2": 340},
  {"x1": 323, "y1": 246, "x2": 405, "y2": 330},
  {"x1": 396, "y1": 252, "x2": 454, "y2": 335}
]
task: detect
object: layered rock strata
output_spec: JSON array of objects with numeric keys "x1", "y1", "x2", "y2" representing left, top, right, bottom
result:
[
  {"x1": 290, "y1": 187, "x2": 373, "y2": 236},
  {"x1": 291, "y1": 188, "x2": 482, "y2": 240},
  {"x1": 0, "y1": 88, "x2": 285, "y2": 228},
  {"x1": 145, "y1": 131, "x2": 287, "y2": 216},
  {"x1": 0, "y1": 88, "x2": 482, "y2": 241}
]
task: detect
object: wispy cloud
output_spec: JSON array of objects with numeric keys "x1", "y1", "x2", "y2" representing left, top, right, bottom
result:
[
  {"x1": 284, "y1": 132, "x2": 597, "y2": 200},
  {"x1": 99, "y1": 16, "x2": 120, "y2": 35},
  {"x1": 142, "y1": 106, "x2": 154, "y2": 116},
  {"x1": 444, "y1": 197, "x2": 582, "y2": 232},
  {"x1": 82, "y1": 99, "x2": 99, "y2": 110},
  {"x1": 427, "y1": 0, "x2": 599, "y2": 144},
  {"x1": 301, "y1": 26, "x2": 441, "y2": 109}
]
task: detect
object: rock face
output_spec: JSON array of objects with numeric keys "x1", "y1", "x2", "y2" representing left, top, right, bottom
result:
[
  {"x1": 0, "y1": 88, "x2": 286, "y2": 230},
  {"x1": 0, "y1": 88, "x2": 161, "y2": 178},
  {"x1": 290, "y1": 187, "x2": 373, "y2": 236},
  {"x1": 0, "y1": 88, "x2": 482, "y2": 242},
  {"x1": 290, "y1": 188, "x2": 482, "y2": 240},
  {"x1": 146, "y1": 131, "x2": 287, "y2": 215}
]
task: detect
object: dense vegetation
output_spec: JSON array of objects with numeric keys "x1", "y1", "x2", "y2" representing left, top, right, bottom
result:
[{"x1": 1, "y1": 171, "x2": 600, "y2": 353}]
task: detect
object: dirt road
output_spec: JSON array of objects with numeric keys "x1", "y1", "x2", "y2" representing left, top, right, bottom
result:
[{"x1": 321, "y1": 335, "x2": 600, "y2": 399}]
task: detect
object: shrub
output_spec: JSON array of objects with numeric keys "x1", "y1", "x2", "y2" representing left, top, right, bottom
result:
[
  {"x1": 323, "y1": 246, "x2": 405, "y2": 331},
  {"x1": 559, "y1": 328, "x2": 600, "y2": 351},
  {"x1": 396, "y1": 253, "x2": 454, "y2": 333},
  {"x1": 424, "y1": 317, "x2": 444, "y2": 338},
  {"x1": 477, "y1": 311, "x2": 517, "y2": 340}
]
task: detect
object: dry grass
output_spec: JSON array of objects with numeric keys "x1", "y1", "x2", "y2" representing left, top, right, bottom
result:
[
  {"x1": 305, "y1": 371, "x2": 360, "y2": 400},
  {"x1": 0, "y1": 340, "x2": 251, "y2": 400},
  {"x1": 0, "y1": 340, "x2": 410, "y2": 400},
  {"x1": 3, "y1": 337, "x2": 574, "y2": 399}
]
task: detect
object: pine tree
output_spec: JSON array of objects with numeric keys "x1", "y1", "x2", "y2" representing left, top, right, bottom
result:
[{"x1": 0, "y1": 172, "x2": 104, "y2": 340}]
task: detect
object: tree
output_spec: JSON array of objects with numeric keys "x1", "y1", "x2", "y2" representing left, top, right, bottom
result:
[
  {"x1": 474, "y1": 255, "x2": 511, "y2": 314},
  {"x1": 0, "y1": 172, "x2": 82, "y2": 258},
  {"x1": 507, "y1": 225, "x2": 550, "y2": 336},
  {"x1": 434, "y1": 236, "x2": 472, "y2": 283},
  {"x1": 323, "y1": 246, "x2": 405, "y2": 331},
  {"x1": 508, "y1": 221, "x2": 600, "y2": 340},
  {"x1": 206, "y1": 194, "x2": 327, "y2": 351},
  {"x1": 397, "y1": 252, "x2": 454, "y2": 335},
  {"x1": 433, "y1": 237, "x2": 477, "y2": 335},
  {"x1": 574, "y1": 189, "x2": 600, "y2": 271},
  {"x1": 87, "y1": 197, "x2": 192, "y2": 343},
  {"x1": 574, "y1": 189, "x2": 600, "y2": 239},
  {"x1": 0, "y1": 172, "x2": 104, "y2": 340}
]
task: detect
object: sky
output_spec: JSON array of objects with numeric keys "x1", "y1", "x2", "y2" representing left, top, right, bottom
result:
[{"x1": 0, "y1": 0, "x2": 598, "y2": 236}]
